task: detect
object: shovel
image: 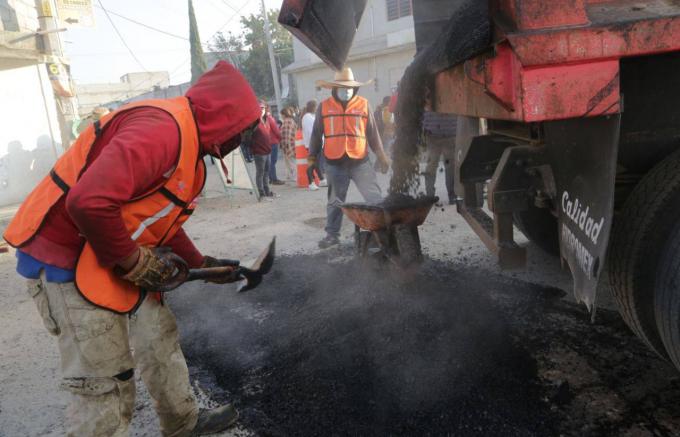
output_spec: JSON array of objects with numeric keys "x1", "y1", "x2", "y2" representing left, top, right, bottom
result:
[{"x1": 158, "y1": 237, "x2": 276, "y2": 293}]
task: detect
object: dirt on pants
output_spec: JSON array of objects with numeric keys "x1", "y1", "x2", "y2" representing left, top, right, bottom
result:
[{"x1": 26, "y1": 273, "x2": 198, "y2": 436}]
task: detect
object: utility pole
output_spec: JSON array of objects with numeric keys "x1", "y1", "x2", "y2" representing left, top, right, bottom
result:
[
  {"x1": 261, "y1": 0, "x2": 282, "y2": 113},
  {"x1": 35, "y1": 0, "x2": 79, "y2": 151}
]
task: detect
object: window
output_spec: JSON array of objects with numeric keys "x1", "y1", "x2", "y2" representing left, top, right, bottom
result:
[{"x1": 386, "y1": 0, "x2": 412, "y2": 21}]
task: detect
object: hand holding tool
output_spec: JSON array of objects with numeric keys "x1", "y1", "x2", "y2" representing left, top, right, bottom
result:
[{"x1": 156, "y1": 238, "x2": 276, "y2": 293}]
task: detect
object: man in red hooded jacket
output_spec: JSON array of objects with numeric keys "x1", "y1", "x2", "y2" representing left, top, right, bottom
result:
[{"x1": 6, "y1": 62, "x2": 261, "y2": 436}]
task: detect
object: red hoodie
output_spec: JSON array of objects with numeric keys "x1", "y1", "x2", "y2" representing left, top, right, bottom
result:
[
  {"x1": 250, "y1": 114, "x2": 282, "y2": 155},
  {"x1": 21, "y1": 61, "x2": 260, "y2": 269}
]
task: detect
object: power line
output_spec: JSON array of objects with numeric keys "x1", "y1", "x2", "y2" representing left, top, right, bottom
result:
[
  {"x1": 103, "y1": 0, "x2": 252, "y2": 104},
  {"x1": 212, "y1": 0, "x2": 252, "y2": 36},
  {"x1": 220, "y1": 0, "x2": 239, "y2": 13},
  {"x1": 93, "y1": 4, "x2": 190, "y2": 42},
  {"x1": 70, "y1": 48, "x2": 189, "y2": 57},
  {"x1": 97, "y1": 0, "x2": 147, "y2": 72}
]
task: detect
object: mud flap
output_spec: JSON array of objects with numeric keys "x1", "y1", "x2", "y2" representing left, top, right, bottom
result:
[{"x1": 544, "y1": 115, "x2": 621, "y2": 311}]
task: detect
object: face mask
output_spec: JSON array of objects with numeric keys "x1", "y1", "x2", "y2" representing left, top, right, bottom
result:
[
  {"x1": 336, "y1": 88, "x2": 354, "y2": 102},
  {"x1": 208, "y1": 119, "x2": 260, "y2": 159}
]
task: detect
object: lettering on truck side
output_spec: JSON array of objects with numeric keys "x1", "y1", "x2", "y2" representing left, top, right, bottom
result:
[
  {"x1": 560, "y1": 191, "x2": 606, "y2": 278},
  {"x1": 561, "y1": 223, "x2": 595, "y2": 278},
  {"x1": 562, "y1": 191, "x2": 604, "y2": 244}
]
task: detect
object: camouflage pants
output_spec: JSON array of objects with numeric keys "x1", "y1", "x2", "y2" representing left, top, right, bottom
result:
[{"x1": 27, "y1": 273, "x2": 198, "y2": 436}]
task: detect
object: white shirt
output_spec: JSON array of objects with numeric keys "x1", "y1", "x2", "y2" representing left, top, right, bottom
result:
[{"x1": 301, "y1": 112, "x2": 315, "y2": 150}]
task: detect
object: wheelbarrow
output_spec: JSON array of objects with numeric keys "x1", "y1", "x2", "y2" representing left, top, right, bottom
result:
[{"x1": 340, "y1": 196, "x2": 438, "y2": 268}]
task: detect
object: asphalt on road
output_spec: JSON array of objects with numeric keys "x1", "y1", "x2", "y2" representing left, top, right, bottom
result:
[{"x1": 169, "y1": 249, "x2": 680, "y2": 437}]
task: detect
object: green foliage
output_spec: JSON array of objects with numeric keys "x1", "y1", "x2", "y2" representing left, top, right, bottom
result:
[
  {"x1": 189, "y1": 0, "x2": 207, "y2": 84},
  {"x1": 209, "y1": 8, "x2": 293, "y2": 100}
]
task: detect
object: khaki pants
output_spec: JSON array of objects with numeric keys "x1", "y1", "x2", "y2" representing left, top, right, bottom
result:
[{"x1": 27, "y1": 273, "x2": 198, "y2": 437}]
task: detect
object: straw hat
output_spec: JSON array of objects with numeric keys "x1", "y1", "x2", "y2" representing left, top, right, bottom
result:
[{"x1": 316, "y1": 67, "x2": 373, "y2": 89}]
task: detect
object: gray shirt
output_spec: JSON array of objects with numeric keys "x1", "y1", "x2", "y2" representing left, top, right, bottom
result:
[{"x1": 309, "y1": 97, "x2": 385, "y2": 163}]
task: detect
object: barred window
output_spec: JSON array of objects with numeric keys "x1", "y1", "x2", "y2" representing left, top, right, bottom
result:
[{"x1": 386, "y1": 0, "x2": 412, "y2": 21}]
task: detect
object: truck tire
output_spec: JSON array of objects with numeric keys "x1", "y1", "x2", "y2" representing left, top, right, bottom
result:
[
  {"x1": 608, "y1": 149, "x2": 680, "y2": 360},
  {"x1": 656, "y1": 226, "x2": 680, "y2": 371},
  {"x1": 513, "y1": 205, "x2": 560, "y2": 256}
]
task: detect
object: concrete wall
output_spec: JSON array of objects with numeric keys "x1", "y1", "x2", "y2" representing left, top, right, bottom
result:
[
  {"x1": 0, "y1": 0, "x2": 38, "y2": 32},
  {"x1": 76, "y1": 71, "x2": 171, "y2": 116}
]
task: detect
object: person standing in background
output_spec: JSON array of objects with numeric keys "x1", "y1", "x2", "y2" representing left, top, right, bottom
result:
[
  {"x1": 267, "y1": 104, "x2": 285, "y2": 185},
  {"x1": 301, "y1": 100, "x2": 327, "y2": 191},
  {"x1": 248, "y1": 100, "x2": 281, "y2": 200},
  {"x1": 388, "y1": 81, "x2": 400, "y2": 114},
  {"x1": 279, "y1": 107, "x2": 297, "y2": 182},
  {"x1": 380, "y1": 96, "x2": 396, "y2": 154},
  {"x1": 423, "y1": 106, "x2": 458, "y2": 206},
  {"x1": 310, "y1": 68, "x2": 391, "y2": 249}
]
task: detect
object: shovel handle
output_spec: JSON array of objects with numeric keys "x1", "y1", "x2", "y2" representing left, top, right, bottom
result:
[{"x1": 187, "y1": 266, "x2": 241, "y2": 281}]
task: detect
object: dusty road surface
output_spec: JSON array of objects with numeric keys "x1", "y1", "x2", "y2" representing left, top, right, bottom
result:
[{"x1": 1, "y1": 165, "x2": 679, "y2": 436}]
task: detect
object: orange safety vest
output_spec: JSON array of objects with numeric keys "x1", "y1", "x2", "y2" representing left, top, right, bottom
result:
[
  {"x1": 321, "y1": 96, "x2": 369, "y2": 160},
  {"x1": 4, "y1": 97, "x2": 206, "y2": 314}
]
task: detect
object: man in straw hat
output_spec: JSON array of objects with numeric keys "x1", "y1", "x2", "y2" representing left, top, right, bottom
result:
[{"x1": 309, "y1": 67, "x2": 391, "y2": 249}]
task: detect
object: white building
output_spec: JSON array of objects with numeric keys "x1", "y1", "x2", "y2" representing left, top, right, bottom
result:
[
  {"x1": 283, "y1": 0, "x2": 416, "y2": 109},
  {"x1": 0, "y1": 0, "x2": 64, "y2": 207},
  {"x1": 76, "y1": 71, "x2": 171, "y2": 116}
]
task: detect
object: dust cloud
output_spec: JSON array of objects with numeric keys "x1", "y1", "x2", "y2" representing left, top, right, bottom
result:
[
  {"x1": 170, "y1": 253, "x2": 554, "y2": 435},
  {"x1": 389, "y1": 0, "x2": 491, "y2": 195}
]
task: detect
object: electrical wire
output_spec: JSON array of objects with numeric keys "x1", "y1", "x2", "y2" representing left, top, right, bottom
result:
[
  {"x1": 93, "y1": 4, "x2": 191, "y2": 42},
  {"x1": 220, "y1": 0, "x2": 239, "y2": 13},
  {"x1": 96, "y1": 0, "x2": 148, "y2": 72},
  {"x1": 102, "y1": 0, "x2": 252, "y2": 103}
]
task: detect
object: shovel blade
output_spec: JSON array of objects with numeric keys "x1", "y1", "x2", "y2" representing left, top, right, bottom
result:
[
  {"x1": 278, "y1": 0, "x2": 367, "y2": 71},
  {"x1": 237, "y1": 237, "x2": 276, "y2": 293}
]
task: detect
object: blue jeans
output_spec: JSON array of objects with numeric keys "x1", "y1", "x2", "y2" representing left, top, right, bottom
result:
[
  {"x1": 269, "y1": 144, "x2": 279, "y2": 182},
  {"x1": 254, "y1": 154, "x2": 271, "y2": 196},
  {"x1": 325, "y1": 159, "x2": 383, "y2": 238}
]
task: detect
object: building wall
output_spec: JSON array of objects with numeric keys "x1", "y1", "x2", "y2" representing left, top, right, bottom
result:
[
  {"x1": 286, "y1": 0, "x2": 416, "y2": 110},
  {"x1": 76, "y1": 71, "x2": 170, "y2": 116},
  {"x1": 0, "y1": 0, "x2": 38, "y2": 32},
  {"x1": 294, "y1": 49, "x2": 414, "y2": 110},
  {"x1": 121, "y1": 82, "x2": 192, "y2": 106}
]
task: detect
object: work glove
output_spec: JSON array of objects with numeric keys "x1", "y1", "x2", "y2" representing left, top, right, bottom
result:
[
  {"x1": 200, "y1": 256, "x2": 242, "y2": 284},
  {"x1": 375, "y1": 152, "x2": 391, "y2": 174},
  {"x1": 119, "y1": 246, "x2": 188, "y2": 290},
  {"x1": 307, "y1": 155, "x2": 317, "y2": 165}
]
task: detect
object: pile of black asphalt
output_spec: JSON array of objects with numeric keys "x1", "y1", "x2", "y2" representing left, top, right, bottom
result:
[{"x1": 170, "y1": 251, "x2": 680, "y2": 436}]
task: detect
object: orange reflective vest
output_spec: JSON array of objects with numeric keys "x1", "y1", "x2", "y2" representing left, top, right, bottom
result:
[
  {"x1": 321, "y1": 96, "x2": 369, "y2": 160},
  {"x1": 4, "y1": 97, "x2": 206, "y2": 314}
]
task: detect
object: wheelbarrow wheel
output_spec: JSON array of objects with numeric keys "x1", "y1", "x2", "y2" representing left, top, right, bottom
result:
[{"x1": 608, "y1": 149, "x2": 680, "y2": 361}]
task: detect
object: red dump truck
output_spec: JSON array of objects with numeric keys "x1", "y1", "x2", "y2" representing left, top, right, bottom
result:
[{"x1": 278, "y1": 0, "x2": 680, "y2": 372}]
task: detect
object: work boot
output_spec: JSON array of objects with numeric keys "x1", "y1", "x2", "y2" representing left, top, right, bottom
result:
[
  {"x1": 192, "y1": 404, "x2": 239, "y2": 436},
  {"x1": 318, "y1": 235, "x2": 340, "y2": 249}
]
